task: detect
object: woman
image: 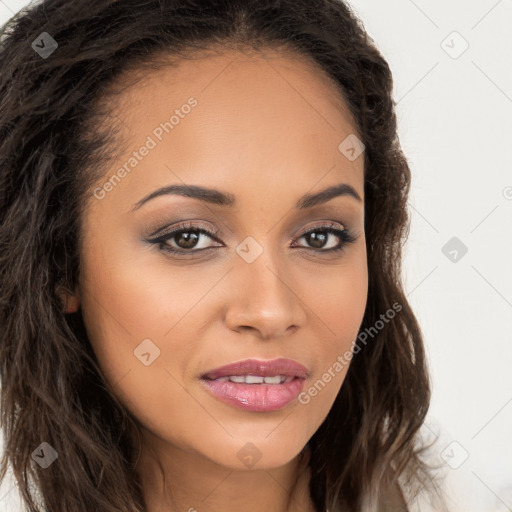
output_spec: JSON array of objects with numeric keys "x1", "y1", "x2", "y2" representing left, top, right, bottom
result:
[{"x1": 0, "y1": 0, "x2": 448, "y2": 511}]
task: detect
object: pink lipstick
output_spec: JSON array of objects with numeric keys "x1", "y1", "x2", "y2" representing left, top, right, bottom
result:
[{"x1": 200, "y1": 358, "x2": 309, "y2": 412}]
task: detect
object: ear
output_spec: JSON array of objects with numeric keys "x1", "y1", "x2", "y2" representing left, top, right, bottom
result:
[{"x1": 56, "y1": 285, "x2": 80, "y2": 313}]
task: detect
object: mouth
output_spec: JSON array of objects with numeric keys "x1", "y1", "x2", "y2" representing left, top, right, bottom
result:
[
  {"x1": 199, "y1": 358, "x2": 309, "y2": 412},
  {"x1": 203, "y1": 374, "x2": 297, "y2": 384},
  {"x1": 201, "y1": 357, "x2": 310, "y2": 381}
]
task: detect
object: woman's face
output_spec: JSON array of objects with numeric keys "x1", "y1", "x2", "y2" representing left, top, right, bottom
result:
[{"x1": 75, "y1": 49, "x2": 368, "y2": 471}]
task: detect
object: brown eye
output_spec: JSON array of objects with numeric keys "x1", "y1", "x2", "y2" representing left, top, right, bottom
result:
[
  {"x1": 171, "y1": 230, "x2": 203, "y2": 250},
  {"x1": 148, "y1": 222, "x2": 223, "y2": 254},
  {"x1": 292, "y1": 223, "x2": 358, "y2": 254}
]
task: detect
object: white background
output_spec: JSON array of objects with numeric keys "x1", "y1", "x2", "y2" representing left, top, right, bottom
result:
[{"x1": 1, "y1": 0, "x2": 511, "y2": 510}]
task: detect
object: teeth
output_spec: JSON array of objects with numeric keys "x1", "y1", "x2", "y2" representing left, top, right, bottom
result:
[
  {"x1": 263, "y1": 375, "x2": 282, "y2": 384},
  {"x1": 213, "y1": 375, "x2": 295, "y2": 384}
]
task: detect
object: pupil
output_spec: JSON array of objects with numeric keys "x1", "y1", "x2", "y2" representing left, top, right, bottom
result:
[
  {"x1": 307, "y1": 231, "x2": 327, "y2": 249},
  {"x1": 177, "y1": 231, "x2": 199, "y2": 249}
]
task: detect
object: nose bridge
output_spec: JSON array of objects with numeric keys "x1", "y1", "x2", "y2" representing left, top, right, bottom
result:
[{"x1": 224, "y1": 237, "x2": 306, "y2": 338}]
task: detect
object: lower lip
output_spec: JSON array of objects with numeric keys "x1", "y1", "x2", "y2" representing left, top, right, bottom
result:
[{"x1": 200, "y1": 377, "x2": 306, "y2": 412}]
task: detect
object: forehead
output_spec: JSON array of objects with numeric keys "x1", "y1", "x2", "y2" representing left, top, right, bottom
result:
[
  {"x1": 106, "y1": 46, "x2": 360, "y2": 148},
  {"x1": 89, "y1": 47, "x2": 364, "y2": 214},
  {"x1": 114, "y1": 46, "x2": 356, "y2": 118}
]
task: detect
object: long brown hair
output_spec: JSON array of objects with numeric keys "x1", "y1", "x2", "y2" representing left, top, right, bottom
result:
[{"x1": 0, "y1": 1, "x2": 448, "y2": 510}]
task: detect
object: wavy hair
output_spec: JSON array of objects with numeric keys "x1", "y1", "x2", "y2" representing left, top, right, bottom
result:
[{"x1": 0, "y1": 0, "x2": 448, "y2": 510}]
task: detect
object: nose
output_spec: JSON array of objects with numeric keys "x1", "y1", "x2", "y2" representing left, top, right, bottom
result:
[{"x1": 224, "y1": 248, "x2": 307, "y2": 340}]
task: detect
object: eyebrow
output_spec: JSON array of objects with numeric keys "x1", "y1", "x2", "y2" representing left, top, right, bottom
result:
[{"x1": 130, "y1": 182, "x2": 362, "y2": 212}]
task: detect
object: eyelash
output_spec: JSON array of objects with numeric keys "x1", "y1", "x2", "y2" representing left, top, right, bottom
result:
[{"x1": 148, "y1": 221, "x2": 359, "y2": 257}]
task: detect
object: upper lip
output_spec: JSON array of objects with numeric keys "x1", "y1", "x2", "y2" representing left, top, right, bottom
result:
[{"x1": 201, "y1": 358, "x2": 310, "y2": 380}]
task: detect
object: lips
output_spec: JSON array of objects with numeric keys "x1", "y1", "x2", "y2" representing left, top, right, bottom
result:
[
  {"x1": 199, "y1": 358, "x2": 310, "y2": 412},
  {"x1": 201, "y1": 358, "x2": 310, "y2": 381}
]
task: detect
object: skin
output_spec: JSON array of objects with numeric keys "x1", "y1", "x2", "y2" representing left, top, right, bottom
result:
[{"x1": 63, "y1": 48, "x2": 368, "y2": 512}]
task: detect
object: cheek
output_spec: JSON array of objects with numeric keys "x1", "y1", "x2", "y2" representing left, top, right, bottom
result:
[
  {"x1": 307, "y1": 242, "x2": 368, "y2": 345},
  {"x1": 78, "y1": 254, "x2": 204, "y2": 439},
  {"x1": 297, "y1": 247, "x2": 368, "y2": 416},
  {"x1": 79, "y1": 234, "x2": 214, "y2": 347},
  {"x1": 77, "y1": 239, "x2": 225, "y2": 417}
]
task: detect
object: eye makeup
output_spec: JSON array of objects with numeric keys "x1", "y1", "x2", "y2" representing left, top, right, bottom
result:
[{"x1": 144, "y1": 219, "x2": 360, "y2": 258}]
